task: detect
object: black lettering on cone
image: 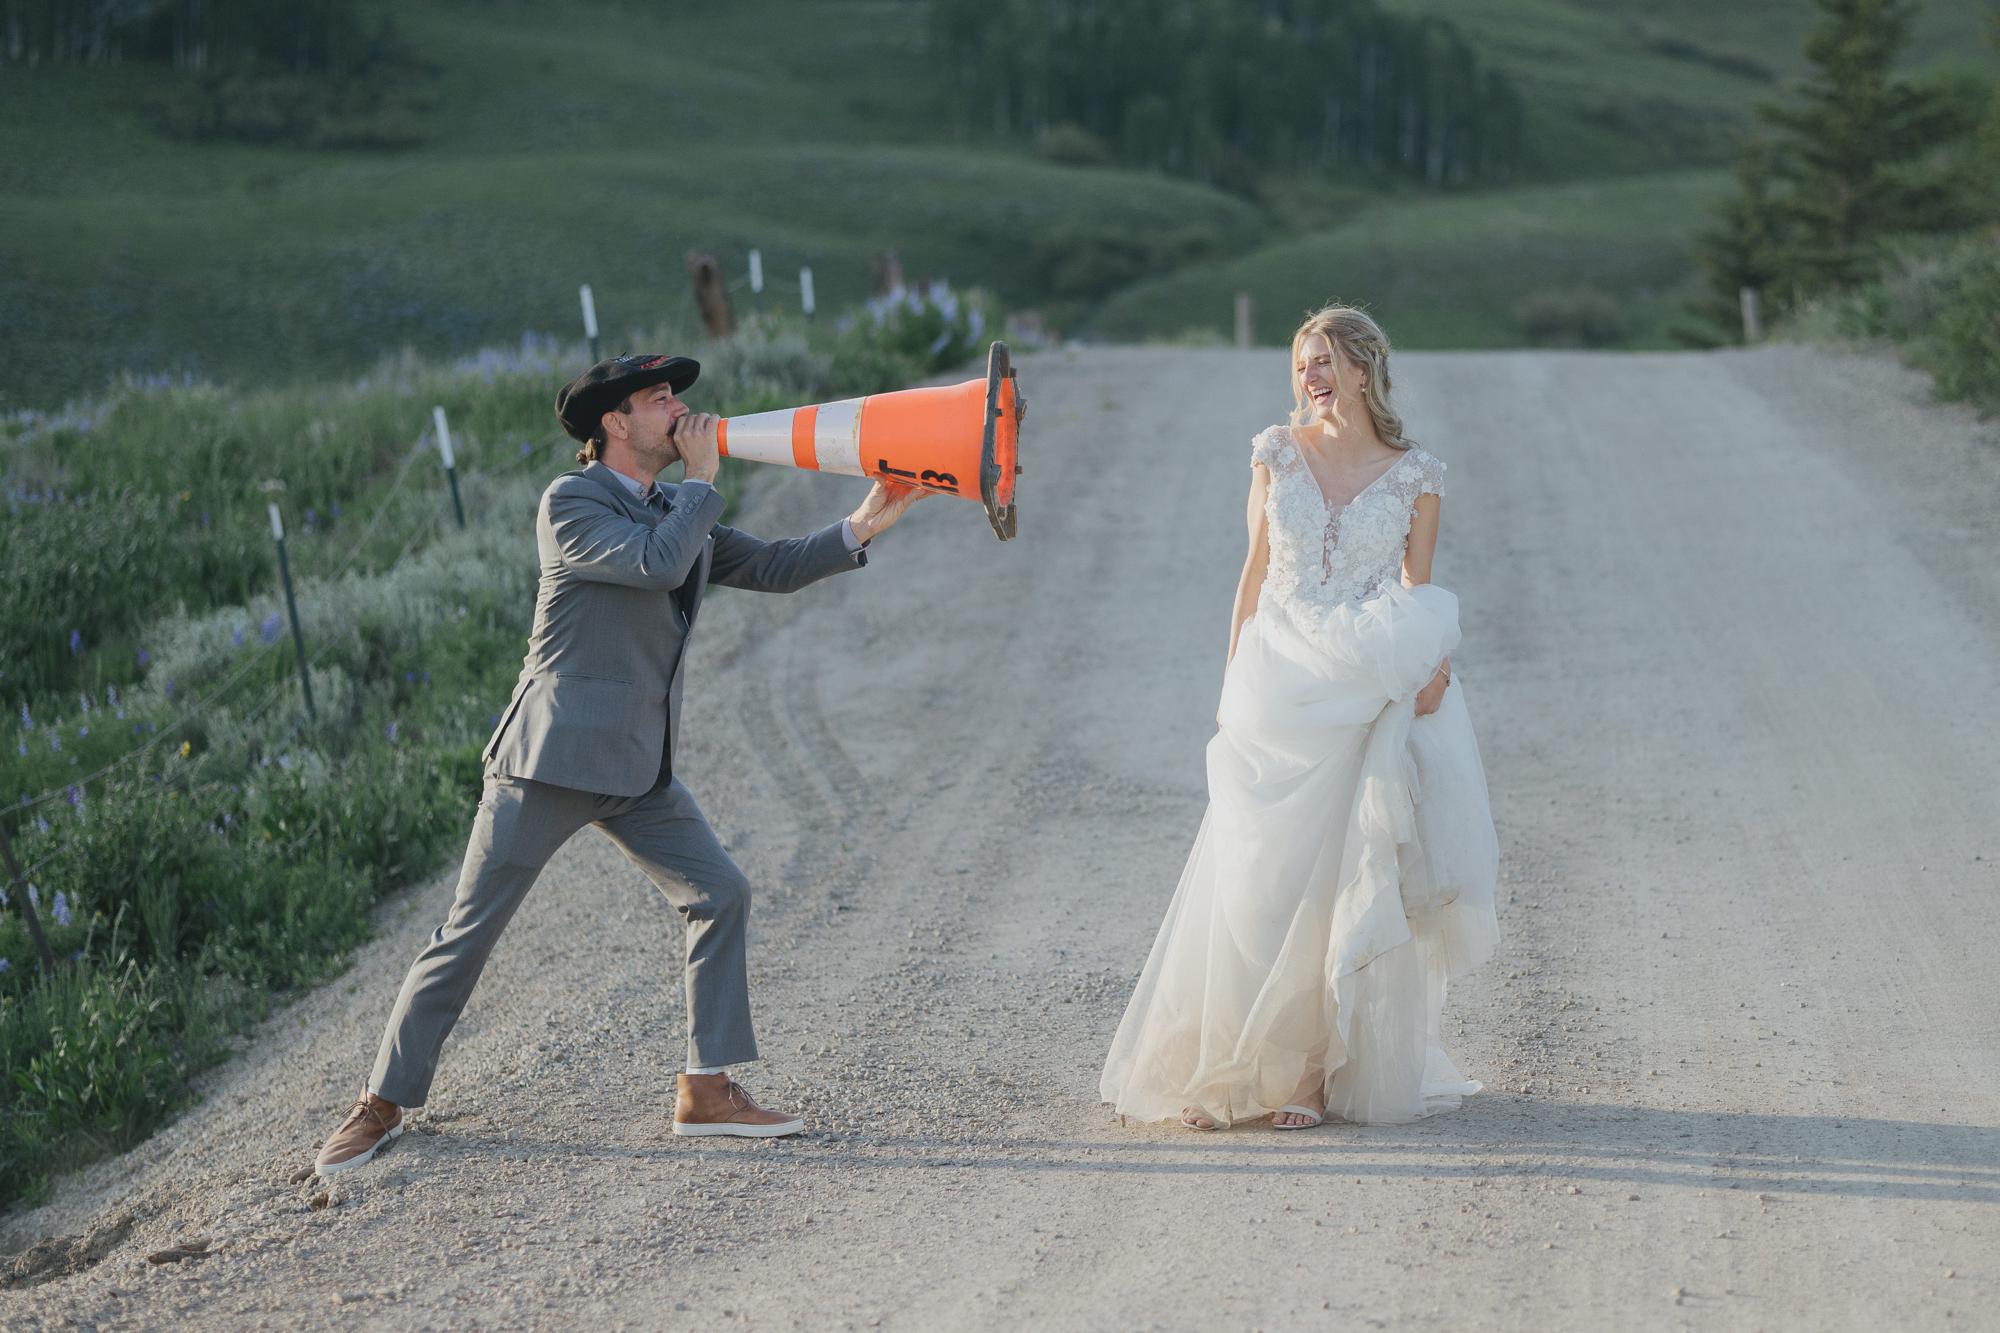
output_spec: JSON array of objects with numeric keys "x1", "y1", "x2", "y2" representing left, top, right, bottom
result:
[{"x1": 877, "y1": 459, "x2": 959, "y2": 492}]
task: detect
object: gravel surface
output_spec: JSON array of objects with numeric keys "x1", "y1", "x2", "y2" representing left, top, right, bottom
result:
[{"x1": 4, "y1": 343, "x2": 1998, "y2": 1330}]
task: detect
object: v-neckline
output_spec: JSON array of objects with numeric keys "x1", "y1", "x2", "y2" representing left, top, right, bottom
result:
[{"x1": 1284, "y1": 428, "x2": 1406, "y2": 510}]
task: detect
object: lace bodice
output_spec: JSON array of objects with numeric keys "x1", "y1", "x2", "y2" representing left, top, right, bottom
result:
[{"x1": 1251, "y1": 424, "x2": 1445, "y2": 624}]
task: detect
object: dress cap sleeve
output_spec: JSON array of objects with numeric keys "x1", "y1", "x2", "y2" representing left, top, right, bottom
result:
[{"x1": 1415, "y1": 449, "x2": 1446, "y2": 497}]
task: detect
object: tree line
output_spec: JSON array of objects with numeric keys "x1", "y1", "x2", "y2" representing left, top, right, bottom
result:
[
  {"x1": 1, "y1": 0, "x2": 386, "y2": 75},
  {"x1": 926, "y1": 0, "x2": 1526, "y2": 192},
  {"x1": 2, "y1": 0, "x2": 430, "y2": 147}
]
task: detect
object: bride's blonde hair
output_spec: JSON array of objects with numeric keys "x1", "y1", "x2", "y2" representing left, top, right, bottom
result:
[{"x1": 1288, "y1": 304, "x2": 1415, "y2": 451}]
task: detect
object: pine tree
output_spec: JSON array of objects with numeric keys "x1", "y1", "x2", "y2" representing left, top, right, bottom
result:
[{"x1": 1758, "y1": 0, "x2": 1968, "y2": 291}]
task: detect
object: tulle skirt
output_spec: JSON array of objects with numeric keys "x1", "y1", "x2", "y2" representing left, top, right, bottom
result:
[{"x1": 1099, "y1": 582, "x2": 1500, "y2": 1126}]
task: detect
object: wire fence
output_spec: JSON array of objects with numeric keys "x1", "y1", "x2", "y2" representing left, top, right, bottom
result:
[{"x1": 3, "y1": 244, "x2": 937, "y2": 962}]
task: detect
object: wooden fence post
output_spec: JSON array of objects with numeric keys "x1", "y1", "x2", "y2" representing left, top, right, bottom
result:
[
  {"x1": 686, "y1": 253, "x2": 736, "y2": 338},
  {"x1": 873, "y1": 249, "x2": 906, "y2": 296},
  {"x1": 0, "y1": 822, "x2": 57, "y2": 973},
  {"x1": 1739, "y1": 286, "x2": 1762, "y2": 344}
]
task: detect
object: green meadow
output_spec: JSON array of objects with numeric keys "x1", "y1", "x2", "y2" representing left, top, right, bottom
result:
[
  {"x1": 3, "y1": 0, "x2": 1992, "y2": 412},
  {"x1": 1089, "y1": 171, "x2": 1735, "y2": 349}
]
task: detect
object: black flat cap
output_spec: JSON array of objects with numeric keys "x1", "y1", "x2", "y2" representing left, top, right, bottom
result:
[{"x1": 555, "y1": 354, "x2": 701, "y2": 443}]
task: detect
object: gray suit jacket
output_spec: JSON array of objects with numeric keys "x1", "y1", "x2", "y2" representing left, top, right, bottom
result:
[{"x1": 482, "y1": 461, "x2": 863, "y2": 796}]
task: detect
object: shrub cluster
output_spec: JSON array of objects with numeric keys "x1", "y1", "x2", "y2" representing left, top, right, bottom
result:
[{"x1": 1829, "y1": 233, "x2": 2000, "y2": 411}]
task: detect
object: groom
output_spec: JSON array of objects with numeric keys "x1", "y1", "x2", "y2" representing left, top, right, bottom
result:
[{"x1": 315, "y1": 353, "x2": 925, "y2": 1176}]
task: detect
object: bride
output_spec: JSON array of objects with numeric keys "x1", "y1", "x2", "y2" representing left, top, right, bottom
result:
[{"x1": 1100, "y1": 304, "x2": 1500, "y2": 1131}]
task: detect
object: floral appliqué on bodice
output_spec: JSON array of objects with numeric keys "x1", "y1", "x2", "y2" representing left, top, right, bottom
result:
[{"x1": 1251, "y1": 424, "x2": 1446, "y2": 625}]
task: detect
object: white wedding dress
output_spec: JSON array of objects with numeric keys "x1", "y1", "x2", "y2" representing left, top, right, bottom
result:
[{"x1": 1100, "y1": 425, "x2": 1500, "y2": 1127}]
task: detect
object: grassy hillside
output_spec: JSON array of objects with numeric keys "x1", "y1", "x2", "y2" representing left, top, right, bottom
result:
[
  {"x1": 0, "y1": 0, "x2": 1265, "y2": 409},
  {"x1": 1090, "y1": 171, "x2": 1734, "y2": 350},
  {"x1": 1379, "y1": 0, "x2": 1994, "y2": 177},
  {"x1": 1, "y1": 0, "x2": 1991, "y2": 406}
]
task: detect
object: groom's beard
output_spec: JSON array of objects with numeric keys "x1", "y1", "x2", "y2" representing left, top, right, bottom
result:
[{"x1": 636, "y1": 427, "x2": 681, "y2": 474}]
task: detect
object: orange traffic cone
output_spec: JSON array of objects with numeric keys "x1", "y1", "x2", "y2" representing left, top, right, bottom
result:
[{"x1": 717, "y1": 341, "x2": 1024, "y2": 540}]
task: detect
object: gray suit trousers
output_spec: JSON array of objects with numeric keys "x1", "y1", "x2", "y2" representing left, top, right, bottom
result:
[{"x1": 369, "y1": 772, "x2": 757, "y2": 1107}]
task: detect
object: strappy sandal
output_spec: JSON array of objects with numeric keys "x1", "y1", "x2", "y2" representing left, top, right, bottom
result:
[{"x1": 1272, "y1": 1104, "x2": 1325, "y2": 1131}]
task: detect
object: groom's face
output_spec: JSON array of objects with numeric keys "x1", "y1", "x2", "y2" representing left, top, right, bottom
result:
[{"x1": 612, "y1": 383, "x2": 690, "y2": 469}]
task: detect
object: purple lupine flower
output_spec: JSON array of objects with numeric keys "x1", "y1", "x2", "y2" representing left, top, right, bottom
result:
[
  {"x1": 232, "y1": 625, "x2": 245, "y2": 647},
  {"x1": 66, "y1": 785, "x2": 82, "y2": 808},
  {"x1": 137, "y1": 647, "x2": 151, "y2": 668},
  {"x1": 48, "y1": 734, "x2": 60, "y2": 752},
  {"x1": 33, "y1": 817, "x2": 48, "y2": 833},
  {"x1": 132, "y1": 722, "x2": 144, "y2": 735},
  {"x1": 52, "y1": 892, "x2": 71, "y2": 927},
  {"x1": 18, "y1": 703, "x2": 31, "y2": 730},
  {"x1": 331, "y1": 501, "x2": 342, "y2": 519},
  {"x1": 14, "y1": 741, "x2": 24, "y2": 758},
  {"x1": 79, "y1": 692, "x2": 90, "y2": 715},
  {"x1": 305, "y1": 509, "x2": 318, "y2": 532},
  {"x1": 78, "y1": 726, "x2": 88, "y2": 737},
  {"x1": 68, "y1": 629, "x2": 82, "y2": 654},
  {"x1": 521, "y1": 440, "x2": 534, "y2": 456},
  {"x1": 164, "y1": 679, "x2": 175, "y2": 698},
  {"x1": 385, "y1": 720, "x2": 400, "y2": 743},
  {"x1": 201, "y1": 510, "x2": 210, "y2": 528},
  {"x1": 404, "y1": 670, "x2": 415, "y2": 684},
  {"x1": 106, "y1": 685, "x2": 118, "y2": 709},
  {"x1": 276, "y1": 753, "x2": 292, "y2": 771},
  {"x1": 0, "y1": 958, "x2": 10, "y2": 975},
  {"x1": 260, "y1": 613, "x2": 282, "y2": 644}
]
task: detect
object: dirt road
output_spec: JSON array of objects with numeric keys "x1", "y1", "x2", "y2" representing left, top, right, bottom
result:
[{"x1": 6, "y1": 344, "x2": 1999, "y2": 1330}]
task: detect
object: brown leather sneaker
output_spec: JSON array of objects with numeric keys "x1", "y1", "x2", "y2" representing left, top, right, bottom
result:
[
  {"x1": 314, "y1": 1089, "x2": 404, "y2": 1177},
  {"x1": 672, "y1": 1073, "x2": 805, "y2": 1138}
]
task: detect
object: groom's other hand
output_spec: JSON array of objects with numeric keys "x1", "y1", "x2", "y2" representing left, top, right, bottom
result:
[
  {"x1": 846, "y1": 480, "x2": 928, "y2": 544},
  {"x1": 670, "y1": 411, "x2": 722, "y2": 484}
]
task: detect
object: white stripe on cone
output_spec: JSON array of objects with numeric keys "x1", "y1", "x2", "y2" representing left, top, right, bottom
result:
[
  {"x1": 720, "y1": 400, "x2": 867, "y2": 477},
  {"x1": 812, "y1": 397, "x2": 864, "y2": 476}
]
